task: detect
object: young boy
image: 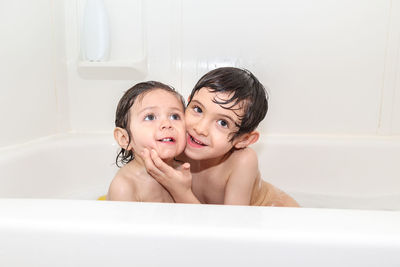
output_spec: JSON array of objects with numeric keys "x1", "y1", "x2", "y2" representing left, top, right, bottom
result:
[
  {"x1": 107, "y1": 81, "x2": 187, "y2": 202},
  {"x1": 142, "y1": 67, "x2": 299, "y2": 207}
]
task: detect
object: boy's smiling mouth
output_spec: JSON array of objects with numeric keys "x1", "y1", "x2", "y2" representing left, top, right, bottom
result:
[
  {"x1": 157, "y1": 137, "x2": 175, "y2": 143},
  {"x1": 187, "y1": 134, "x2": 207, "y2": 147}
]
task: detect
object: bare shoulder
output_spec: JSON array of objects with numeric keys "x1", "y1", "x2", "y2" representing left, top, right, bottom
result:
[
  {"x1": 223, "y1": 147, "x2": 260, "y2": 205},
  {"x1": 226, "y1": 147, "x2": 260, "y2": 183},
  {"x1": 107, "y1": 168, "x2": 140, "y2": 201},
  {"x1": 229, "y1": 147, "x2": 259, "y2": 169}
]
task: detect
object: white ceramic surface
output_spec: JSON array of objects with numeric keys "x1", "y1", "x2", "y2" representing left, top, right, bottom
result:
[{"x1": 1, "y1": 133, "x2": 399, "y2": 266}]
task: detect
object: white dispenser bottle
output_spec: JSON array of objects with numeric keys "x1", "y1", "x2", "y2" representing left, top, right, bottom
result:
[{"x1": 81, "y1": 0, "x2": 110, "y2": 61}]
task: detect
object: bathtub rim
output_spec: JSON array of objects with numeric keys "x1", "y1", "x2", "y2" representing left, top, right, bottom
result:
[
  {"x1": 1, "y1": 198, "x2": 399, "y2": 237},
  {"x1": 2, "y1": 198, "x2": 399, "y2": 267}
]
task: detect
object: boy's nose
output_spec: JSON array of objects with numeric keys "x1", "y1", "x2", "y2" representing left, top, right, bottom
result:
[
  {"x1": 160, "y1": 118, "x2": 173, "y2": 130},
  {"x1": 193, "y1": 118, "x2": 208, "y2": 136}
]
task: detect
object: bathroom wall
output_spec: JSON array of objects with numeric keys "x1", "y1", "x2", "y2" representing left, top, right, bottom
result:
[
  {"x1": 64, "y1": 0, "x2": 182, "y2": 132},
  {"x1": 65, "y1": 0, "x2": 400, "y2": 136},
  {"x1": 0, "y1": 0, "x2": 69, "y2": 148},
  {"x1": 178, "y1": 0, "x2": 390, "y2": 136},
  {"x1": 1, "y1": 0, "x2": 400, "y2": 149}
]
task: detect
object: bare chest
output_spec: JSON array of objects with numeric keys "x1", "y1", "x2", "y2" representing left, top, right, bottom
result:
[
  {"x1": 138, "y1": 177, "x2": 175, "y2": 203},
  {"x1": 191, "y1": 167, "x2": 230, "y2": 205}
]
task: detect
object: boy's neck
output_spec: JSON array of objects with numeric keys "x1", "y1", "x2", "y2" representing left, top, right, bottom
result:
[
  {"x1": 183, "y1": 151, "x2": 232, "y2": 172},
  {"x1": 134, "y1": 153, "x2": 176, "y2": 168}
]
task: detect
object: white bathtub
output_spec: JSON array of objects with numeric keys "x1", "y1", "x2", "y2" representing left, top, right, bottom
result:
[{"x1": 1, "y1": 133, "x2": 399, "y2": 267}]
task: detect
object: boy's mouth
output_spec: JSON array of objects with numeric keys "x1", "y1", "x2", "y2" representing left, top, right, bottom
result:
[
  {"x1": 187, "y1": 134, "x2": 207, "y2": 147},
  {"x1": 157, "y1": 137, "x2": 175, "y2": 143}
]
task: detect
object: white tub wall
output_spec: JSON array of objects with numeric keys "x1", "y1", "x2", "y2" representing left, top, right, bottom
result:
[
  {"x1": 180, "y1": 0, "x2": 389, "y2": 136},
  {"x1": 178, "y1": 0, "x2": 397, "y2": 136},
  {"x1": 2, "y1": 0, "x2": 400, "y2": 149},
  {"x1": 63, "y1": 0, "x2": 183, "y2": 132},
  {"x1": 0, "y1": 0, "x2": 69, "y2": 148},
  {"x1": 52, "y1": 0, "x2": 70, "y2": 135},
  {"x1": 62, "y1": 0, "x2": 400, "y2": 137},
  {"x1": 382, "y1": 0, "x2": 400, "y2": 135}
]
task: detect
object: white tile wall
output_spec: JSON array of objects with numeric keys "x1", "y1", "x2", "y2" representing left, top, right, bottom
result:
[
  {"x1": 0, "y1": 0, "x2": 66, "y2": 147},
  {"x1": 64, "y1": 0, "x2": 397, "y2": 136},
  {"x1": 1, "y1": 0, "x2": 400, "y2": 148},
  {"x1": 179, "y1": 0, "x2": 390, "y2": 135},
  {"x1": 64, "y1": 0, "x2": 182, "y2": 132},
  {"x1": 53, "y1": 0, "x2": 70, "y2": 134},
  {"x1": 382, "y1": 0, "x2": 400, "y2": 135}
]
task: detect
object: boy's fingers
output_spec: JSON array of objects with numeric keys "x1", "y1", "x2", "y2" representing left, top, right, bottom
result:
[
  {"x1": 181, "y1": 163, "x2": 191, "y2": 180},
  {"x1": 142, "y1": 149, "x2": 164, "y2": 179},
  {"x1": 150, "y1": 149, "x2": 174, "y2": 176},
  {"x1": 142, "y1": 149, "x2": 154, "y2": 168},
  {"x1": 182, "y1": 163, "x2": 190, "y2": 170}
]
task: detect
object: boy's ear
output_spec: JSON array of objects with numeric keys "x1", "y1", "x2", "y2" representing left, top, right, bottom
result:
[
  {"x1": 233, "y1": 131, "x2": 260, "y2": 149},
  {"x1": 114, "y1": 127, "x2": 132, "y2": 150}
]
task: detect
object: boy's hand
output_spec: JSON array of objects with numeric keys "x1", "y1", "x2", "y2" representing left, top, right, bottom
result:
[{"x1": 141, "y1": 148, "x2": 193, "y2": 202}]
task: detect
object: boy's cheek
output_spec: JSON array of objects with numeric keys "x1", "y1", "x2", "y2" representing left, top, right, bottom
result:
[
  {"x1": 137, "y1": 139, "x2": 157, "y2": 151},
  {"x1": 184, "y1": 111, "x2": 194, "y2": 123}
]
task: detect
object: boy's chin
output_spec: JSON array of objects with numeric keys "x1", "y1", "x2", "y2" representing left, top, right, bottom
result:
[
  {"x1": 183, "y1": 148, "x2": 206, "y2": 161},
  {"x1": 156, "y1": 147, "x2": 184, "y2": 161},
  {"x1": 184, "y1": 147, "x2": 227, "y2": 161},
  {"x1": 157, "y1": 151, "x2": 177, "y2": 162}
]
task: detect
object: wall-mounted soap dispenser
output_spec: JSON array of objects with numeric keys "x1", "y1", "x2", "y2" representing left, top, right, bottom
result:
[
  {"x1": 81, "y1": 0, "x2": 110, "y2": 62},
  {"x1": 78, "y1": 0, "x2": 147, "y2": 80}
]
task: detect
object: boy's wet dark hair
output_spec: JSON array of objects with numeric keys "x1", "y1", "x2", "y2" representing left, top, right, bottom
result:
[
  {"x1": 188, "y1": 67, "x2": 268, "y2": 141},
  {"x1": 115, "y1": 81, "x2": 185, "y2": 166}
]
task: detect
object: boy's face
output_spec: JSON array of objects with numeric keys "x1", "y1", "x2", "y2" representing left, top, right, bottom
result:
[
  {"x1": 184, "y1": 87, "x2": 245, "y2": 160},
  {"x1": 129, "y1": 89, "x2": 186, "y2": 161}
]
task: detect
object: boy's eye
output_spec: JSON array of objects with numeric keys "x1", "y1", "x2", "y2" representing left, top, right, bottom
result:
[
  {"x1": 170, "y1": 113, "x2": 181, "y2": 120},
  {"x1": 193, "y1": 106, "x2": 202, "y2": 113},
  {"x1": 217, "y1": 119, "x2": 229, "y2": 128},
  {"x1": 144, "y1": 114, "x2": 155, "y2": 121}
]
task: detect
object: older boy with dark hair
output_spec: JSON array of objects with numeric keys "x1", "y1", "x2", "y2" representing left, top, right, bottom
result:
[{"x1": 143, "y1": 67, "x2": 299, "y2": 206}]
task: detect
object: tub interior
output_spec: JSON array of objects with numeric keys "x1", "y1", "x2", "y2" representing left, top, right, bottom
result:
[
  {"x1": 1, "y1": 133, "x2": 399, "y2": 211},
  {"x1": 0, "y1": 134, "x2": 118, "y2": 200},
  {"x1": 253, "y1": 136, "x2": 400, "y2": 210}
]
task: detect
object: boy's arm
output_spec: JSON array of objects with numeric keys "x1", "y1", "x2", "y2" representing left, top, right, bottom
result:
[
  {"x1": 224, "y1": 148, "x2": 259, "y2": 205},
  {"x1": 142, "y1": 149, "x2": 201, "y2": 204}
]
